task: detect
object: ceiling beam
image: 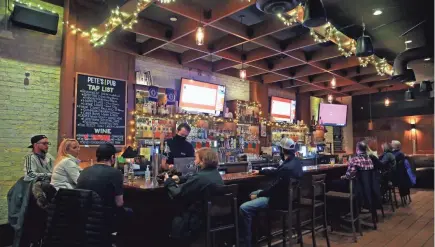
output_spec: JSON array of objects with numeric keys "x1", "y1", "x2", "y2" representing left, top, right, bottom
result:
[
  {"x1": 139, "y1": 39, "x2": 166, "y2": 55},
  {"x1": 181, "y1": 50, "x2": 208, "y2": 64},
  {"x1": 262, "y1": 73, "x2": 288, "y2": 84},
  {"x1": 214, "y1": 59, "x2": 238, "y2": 71}
]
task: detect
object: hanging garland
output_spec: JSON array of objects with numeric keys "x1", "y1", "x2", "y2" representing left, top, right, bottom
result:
[
  {"x1": 276, "y1": 12, "x2": 298, "y2": 26},
  {"x1": 64, "y1": 0, "x2": 175, "y2": 47},
  {"x1": 309, "y1": 23, "x2": 355, "y2": 58}
]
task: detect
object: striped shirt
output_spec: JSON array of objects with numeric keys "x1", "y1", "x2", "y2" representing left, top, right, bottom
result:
[
  {"x1": 345, "y1": 154, "x2": 374, "y2": 179},
  {"x1": 23, "y1": 153, "x2": 54, "y2": 181}
]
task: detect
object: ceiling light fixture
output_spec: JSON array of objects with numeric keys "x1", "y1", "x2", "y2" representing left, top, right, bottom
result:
[
  {"x1": 303, "y1": 0, "x2": 327, "y2": 28},
  {"x1": 404, "y1": 40, "x2": 412, "y2": 44},
  {"x1": 373, "y1": 9, "x2": 383, "y2": 16},
  {"x1": 330, "y1": 76, "x2": 336, "y2": 89},
  {"x1": 384, "y1": 97, "x2": 390, "y2": 107},
  {"x1": 239, "y1": 15, "x2": 247, "y2": 81},
  {"x1": 169, "y1": 16, "x2": 178, "y2": 22},
  {"x1": 356, "y1": 21, "x2": 374, "y2": 57},
  {"x1": 327, "y1": 94, "x2": 333, "y2": 103},
  {"x1": 424, "y1": 58, "x2": 431, "y2": 61},
  {"x1": 195, "y1": 8, "x2": 205, "y2": 46}
]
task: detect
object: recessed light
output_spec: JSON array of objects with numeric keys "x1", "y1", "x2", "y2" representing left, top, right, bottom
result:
[
  {"x1": 424, "y1": 58, "x2": 431, "y2": 61},
  {"x1": 373, "y1": 9, "x2": 383, "y2": 16},
  {"x1": 405, "y1": 40, "x2": 412, "y2": 44},
  {"x1": 169, "y1": 16, "x2": 178, "y2": 22}
]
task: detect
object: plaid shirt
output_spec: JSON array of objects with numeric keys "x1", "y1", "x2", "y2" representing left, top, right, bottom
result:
[{"x1": 345, "y1": 154, "x2": 374, "y2": 179}]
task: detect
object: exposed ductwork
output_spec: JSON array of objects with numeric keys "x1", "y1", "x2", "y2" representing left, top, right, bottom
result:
[{"x1": 392, "y1": 46, "x2": 434, "y2": 83}]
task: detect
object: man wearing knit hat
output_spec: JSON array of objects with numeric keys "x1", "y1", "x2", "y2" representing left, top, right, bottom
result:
[
  {"x1": 23, "y1": 135, "x2": 54, "y2": 181},
  {"x1": 239, "y1": 137, "x2": 303, "y2": 247}
]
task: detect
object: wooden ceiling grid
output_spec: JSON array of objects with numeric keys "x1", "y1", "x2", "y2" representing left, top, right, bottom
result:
[{"x1": 93, "y1": 0, "x2": 403, "y2": 97}]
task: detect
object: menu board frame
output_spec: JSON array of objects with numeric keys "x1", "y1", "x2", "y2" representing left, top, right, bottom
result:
[{"x1": 74, "y1": 72, "x2": 127, "y2": 147}]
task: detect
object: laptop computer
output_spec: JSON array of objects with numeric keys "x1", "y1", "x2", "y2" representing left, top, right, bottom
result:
[{"x1": 173, "y1": 157, "x2": 197, "y2": 176}]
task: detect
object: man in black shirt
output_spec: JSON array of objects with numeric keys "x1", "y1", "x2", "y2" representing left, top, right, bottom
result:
[
  {"x1": 77, "y1": 143, "x2": 124, "y2": 208},
  {"x1": 161, "y1": 123, "x2": 195, "y2": 170}
]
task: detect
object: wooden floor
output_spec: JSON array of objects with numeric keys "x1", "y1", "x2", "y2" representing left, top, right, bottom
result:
[{"x1": 290, "y1": 189, "x2": 434, "y2": 247}]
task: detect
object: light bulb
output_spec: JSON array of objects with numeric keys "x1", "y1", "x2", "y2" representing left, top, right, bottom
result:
[
  {"x1": 384, "y1": 97, "x2": 390, "y2": 107},
  {"x1": 195, "y1": 26, "x2": 204, "y2": 46},
  {"x1": 327, "y1": 94, "x2": 333, "y2": 103},
  {"x1": 330, "y1": 76, "x2": 336, "y2": 89},
  {"x1": 239, "y1": 69, "x2": 247, "y2": 80}
]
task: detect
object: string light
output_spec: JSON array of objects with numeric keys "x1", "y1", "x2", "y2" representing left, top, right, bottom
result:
[
  {"x1": 309, "y1": 24, "x2": 355, "y2": 58},
  {"x1": 64, "y1": 0, "x2": 175, "y2": 47},
  {"x1": 276, "y1": 12, "x2": 298, "y2": 26}
]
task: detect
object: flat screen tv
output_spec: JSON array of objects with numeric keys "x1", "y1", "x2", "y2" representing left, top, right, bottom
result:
[
  {"x1": 270, "y1": 96, "x2": 296, "y2": 122},
  {"x1": 318, "y1": 103, "x2": 348, "y2": 126},
  {"x1": 179, "y1": 78, "x2": 226, "y2": 114}
]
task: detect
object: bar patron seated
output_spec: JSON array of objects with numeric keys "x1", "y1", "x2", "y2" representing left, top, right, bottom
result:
[{"x1": 113, "y1": 86, "x2": 349, "y2": 246}]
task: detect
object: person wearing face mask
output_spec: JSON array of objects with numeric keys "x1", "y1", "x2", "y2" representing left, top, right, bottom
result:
[
  {"x1": 239, "y1": 138, "x2": 303, "y2": 247},
  {"x1": 24, "y1": 135, "x2": 55, "y2": 181},
  {"x1": 164, "y1": 148, "x2": 224, "y2": 245},
  {"x1": 51, "y1": 139, "x2": 82, "y2": 190},
  {"x1": 161, "y1": 123, "x2": 195, "y2": 170}
]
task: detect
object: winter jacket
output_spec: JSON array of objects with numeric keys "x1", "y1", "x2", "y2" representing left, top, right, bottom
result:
[{"x1": 257, "y1": 155, "x2": 303, "y2": 209}]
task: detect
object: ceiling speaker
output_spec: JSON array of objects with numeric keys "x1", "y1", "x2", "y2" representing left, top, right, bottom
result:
[
  {"x1": 356, "y1": 35, "x2": 374, "y2": 57},
  {"x1": 256, "y1": 0, "x2": 302, "y2": 14},
  {"x1": 11, "y1": 2, "x2": 59, "y2": 35},
  {"x1": 302, "y1": 0, "x2": 327, "y2": 28}
]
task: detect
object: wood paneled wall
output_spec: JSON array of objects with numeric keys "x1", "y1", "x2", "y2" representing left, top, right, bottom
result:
[
  {"x1": 353, "y1": 114, "x2": 434, "y2": 155},
  {"x1": 59, "y1": 1, "x2": 136, "y2": 162}
]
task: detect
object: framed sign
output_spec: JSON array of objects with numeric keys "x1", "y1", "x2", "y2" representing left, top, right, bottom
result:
[{"x1": 74, "y1": 73, "x2": 127, "y2": 146}]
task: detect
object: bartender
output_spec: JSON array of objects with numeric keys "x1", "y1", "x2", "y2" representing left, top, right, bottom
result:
[{"x1": 160, "y1": 123, "x2": 195, "y2": 170}]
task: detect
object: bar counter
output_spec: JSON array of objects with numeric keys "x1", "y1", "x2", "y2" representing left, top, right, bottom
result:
[
  {"x1": 124, "y1": 164, "x2": 348, "y2": 191},
  {"x1": 122, "y1": 164, "x2": 347, "y2": 246}
]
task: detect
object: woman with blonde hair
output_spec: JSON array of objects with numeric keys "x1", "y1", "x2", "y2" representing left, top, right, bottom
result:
[
  {"x1": 51, "y1": 139, "x2": 82, "y2": 190},
  {"x1": 164, "y1": 148, "x2": 224, "y2": 245}
]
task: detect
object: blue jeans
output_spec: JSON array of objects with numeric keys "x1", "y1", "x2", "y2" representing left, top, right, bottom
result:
[{"x1": 239, "y1": 190, "x2": 269, "y2": 247}]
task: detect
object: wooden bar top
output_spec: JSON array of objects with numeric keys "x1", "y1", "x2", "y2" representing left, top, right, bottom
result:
[{"x1": 124, "y1": 164, "x2": 347, "y2": 191}]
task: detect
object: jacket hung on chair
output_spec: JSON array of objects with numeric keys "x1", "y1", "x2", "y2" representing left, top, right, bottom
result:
[
  {"x1": 7, "y1": 177, "x2": 34, "y2": 247},
  {"x1": 164, "y1": 167, "x2": 224, "y2": 240},
  {"x1": 257, "y1": 155, "x2": 303, "y2": 209},
  {"x1": 42, "y1": 189, "x2": 112, "y2": 247},
  {"x1": 393, "y1": 151, "x2": 412, "y2": 197},
  {"x1": 356, "y1": 169, "x2": 382, "y2": 211}
]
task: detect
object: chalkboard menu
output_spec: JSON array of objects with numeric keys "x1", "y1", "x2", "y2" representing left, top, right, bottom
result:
[{"x1": 74, "y1": 73, "x2": 127, "y2": 146}]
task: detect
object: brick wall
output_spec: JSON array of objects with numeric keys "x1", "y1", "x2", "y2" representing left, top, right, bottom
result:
[
  {"x1": 136, "y1": 57, "x2": 250, "y2": 101},
  {"x1": 0, "y1": 0, "x2": 63, "y2": 224}
]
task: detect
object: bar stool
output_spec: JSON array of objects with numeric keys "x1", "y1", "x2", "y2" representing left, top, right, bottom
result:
[
  {"x1": 325, "y1": 178, "x2": 362, "y2": 243},
  {"x1": 205, "y1": 184, "x2": 239, "y2": 247},
  {"x1": 300, "y1": 174, "x2": 330, "y2": 247},
  {"x1": 264, "y1": 179, "x2": 303, "y2": 247}
]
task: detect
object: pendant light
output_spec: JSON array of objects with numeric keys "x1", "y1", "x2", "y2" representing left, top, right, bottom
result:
[
  {"x1": 239, "y1": 15, "x2": 247, "y2": 80},
  {"x1": 303, "y1": 0, "x2": 327, "y2": 28},
  {"x1": 327, "y1": 94, "x2": 333, "y2": 103},
  {"x1": 356, "y1": 21, "x2": 374, "y2": 57},
  {"x1": 384, "y1": 97, "x2": 390, "y2": 107},
  {"x1": 195, "y1": 8, "x2": 205, "y2": 46},
  {"x1": 404, "y1": 88, "x2": 415, "y2": 101},
  {"x1": 330, "y1": 76, "x2": 336, "y2": 89},
  {"x1": 368, "y1": 93, "x2": 373, "y2": 130}
]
